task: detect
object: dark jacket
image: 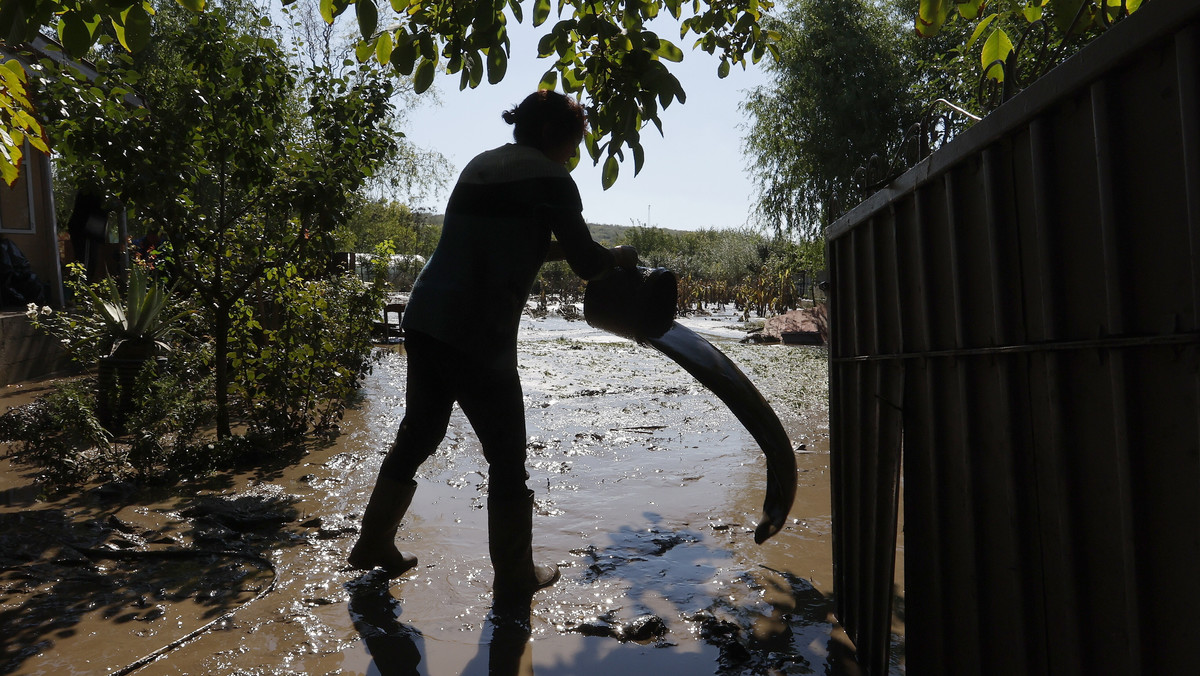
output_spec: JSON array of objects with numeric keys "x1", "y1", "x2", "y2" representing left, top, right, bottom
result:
[{"x1": 402, "y1": 144, "x2": 612, "y2": 368}]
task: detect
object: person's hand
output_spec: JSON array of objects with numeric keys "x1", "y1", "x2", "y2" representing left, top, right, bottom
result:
[{"x1": 610, "y1": 245, "x2": 639, "y2": 270}]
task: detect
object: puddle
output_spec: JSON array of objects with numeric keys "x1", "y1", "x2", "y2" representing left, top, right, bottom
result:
[{"x1": 1, "y1": 311, "x2": 893, "y2": 675}]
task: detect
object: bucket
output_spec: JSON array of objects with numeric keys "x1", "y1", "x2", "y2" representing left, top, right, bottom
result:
[{"x1": 583, "y1": 266, "x2": 677, "y2": 341}]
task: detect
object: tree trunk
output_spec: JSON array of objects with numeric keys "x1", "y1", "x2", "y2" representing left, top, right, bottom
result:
[{"x1": 214, "y1": 308, "x2": 232, "y2": 439}]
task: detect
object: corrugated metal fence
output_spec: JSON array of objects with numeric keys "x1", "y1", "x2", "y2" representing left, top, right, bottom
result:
[{"x1": 826, "y1": 2, "x2": 1200, "y2": 673}]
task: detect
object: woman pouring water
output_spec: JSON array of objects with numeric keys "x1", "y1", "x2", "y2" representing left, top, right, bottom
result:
[{"x1": 348, "y1": 90, "x2": 638, "y2": 606}]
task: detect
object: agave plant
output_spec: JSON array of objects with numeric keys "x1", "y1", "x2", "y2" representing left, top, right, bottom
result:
[{"x1": 86, "y1": 266, "x2": 187, "y2": 359}]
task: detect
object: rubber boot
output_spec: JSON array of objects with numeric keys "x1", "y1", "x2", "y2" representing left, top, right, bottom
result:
[
  {"x1": 348, "y1": 477, "x2": 419, "y2": 577},
  {"x1": 488, "y1": 489, "x2": 560, "y2": 610}
]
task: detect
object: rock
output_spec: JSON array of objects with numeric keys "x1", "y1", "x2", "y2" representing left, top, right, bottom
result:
[
  {"x1": 744, "y1": 307, "x2": 827, "y2": 344},
  {"x1": 572, "y1": 619, "x2": 618, "y2": 638},
  {"x1": 570, "y1": 614, "x2": 668, "y2": 643},
  {"x1": 620, "y1": 614, "x2": 668, "y2": 642}
]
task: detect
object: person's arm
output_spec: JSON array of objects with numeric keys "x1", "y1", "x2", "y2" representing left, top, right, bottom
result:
[
  {"x1": 546, "y1": 238, "x2": 638, "y2": 271},
  {"x1": 545, "y1": 207, "x2": 623, "y2": 280}
]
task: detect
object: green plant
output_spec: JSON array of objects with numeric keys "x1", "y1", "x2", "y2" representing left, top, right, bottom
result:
[
  {"x1": 27, "y1": 263, "x2": 189, "y2": 364},
  {"x1": 0, "y1": 379, "x2": 114, "y2": 487},
  {"x1": 121, "y1": 348, "x2": 219, "y2": 480},
  {"x1": 84, "y1": 265, "x2": 188, "y2": 358},
  {"x1": 0, "y1": 346, "x2": 223, "y2": 488},
  {"x1": 226, "y1": 271, "x2": 383, "y2": 439}
]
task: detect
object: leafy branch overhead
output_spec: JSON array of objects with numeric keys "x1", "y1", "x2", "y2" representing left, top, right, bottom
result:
[
  {"x1": 916, "y1": 0, "x2": 1145, "y2": 84},
  {"x1": 321, "y1": 0, "x2": 781, "y2": 188},
  {"x1": 0, "y1": 58, "x2": 48, "y2": 185},
  {"x1": 0, "y1": 0, "x2": 779, "y2": 188}
]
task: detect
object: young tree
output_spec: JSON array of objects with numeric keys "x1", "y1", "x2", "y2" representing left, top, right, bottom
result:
[{"x1": 43, "y1": 0, "x2": 403, "y2": 439}]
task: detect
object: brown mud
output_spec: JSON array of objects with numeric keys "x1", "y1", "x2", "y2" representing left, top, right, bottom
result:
[{"x1": 1, "y1": 311, "x2": 903, "y2": 675}]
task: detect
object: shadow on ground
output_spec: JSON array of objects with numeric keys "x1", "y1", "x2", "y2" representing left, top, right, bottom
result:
[{"x1": 0, "y1": 477, "x2": 302, "y2": 675}]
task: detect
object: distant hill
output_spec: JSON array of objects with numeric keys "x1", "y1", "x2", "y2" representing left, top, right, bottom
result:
[
  {"x1": 412, "y1": 215, "x2": 682, "y2": 248},
  {"x1": 588, "y1": 222, "x2": 690, "y2": 245},
  {"x1": 585, "y1": 222, "x2": 627, "y2": 247}
]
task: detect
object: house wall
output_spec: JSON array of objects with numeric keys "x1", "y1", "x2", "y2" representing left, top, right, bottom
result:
[{"x1": 1, "y1": 126, "x2": 63, "y2": 310}]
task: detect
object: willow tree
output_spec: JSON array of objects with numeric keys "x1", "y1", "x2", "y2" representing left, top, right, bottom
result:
[{"x1": 742, "y1": 0, "x2": 917, "y2": 237}]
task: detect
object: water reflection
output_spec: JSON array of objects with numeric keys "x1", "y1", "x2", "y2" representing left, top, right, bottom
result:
[
  {"x1": 346, "y1": 573, "x2": 423, "y2": 675},
  {"x1": 348, "y1": 573, "x2": 538, "y2": 676}
]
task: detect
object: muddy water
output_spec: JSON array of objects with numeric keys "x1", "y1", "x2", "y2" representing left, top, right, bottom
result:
[{"x1": 1, "y1": 310, "x2": 877, "y2": 675}]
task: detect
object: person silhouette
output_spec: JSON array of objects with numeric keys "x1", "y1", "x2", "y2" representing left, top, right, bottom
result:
[{"x1": 349, "y1": 90, "x2": 637, "y2": 609}]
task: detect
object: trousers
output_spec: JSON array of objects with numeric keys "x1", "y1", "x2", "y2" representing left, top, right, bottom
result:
[{"x1": 378, "y1": 330, "x2": 530, "y2": 499}]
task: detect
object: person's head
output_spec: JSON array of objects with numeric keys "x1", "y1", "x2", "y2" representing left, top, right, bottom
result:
[{"x1": 502, "y1": 90, "x2": 587, "y2": 164}]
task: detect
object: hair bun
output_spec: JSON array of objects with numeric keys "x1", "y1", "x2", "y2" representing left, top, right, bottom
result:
[{"x1": 503, "y1": 91, "x2": 586, "y2": 149}]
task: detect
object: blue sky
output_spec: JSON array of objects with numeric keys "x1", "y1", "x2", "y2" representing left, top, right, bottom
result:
[{"x1": 400, "y1": 16, "x2": 770, "y2": 232}]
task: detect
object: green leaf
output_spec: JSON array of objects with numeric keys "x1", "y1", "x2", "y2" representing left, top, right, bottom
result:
[
  {"x1": 538, "y1": 68, "x2": 558, "y2": 90},
  {"x1": 537, "y1": 31, "x2": 556, "y2": 56},
  {"x1": 466, "y1": 50, "x2": 483, "y2": 88},
  {"x1": 653, "y1": 38, "x2": 684, "y2": 63},
  {"x1": 58, "y1": 13, "x2": 96, "y2": 58},
  {"x1": 532, "y1": 0, "x2": 551, "y2": 27},
  {"x1": 602, "y1": 155, "x2": 619, "y2": 189},
  {"x1": 357, "y1": 0, "x2": 378, "y2": 40},
  {"x1": 1, "y1": 59, "x2": 24, "y2": 82},
  {"x1": 1023, "y1": 3, "x2": 1043, "y2": 22},
  {"x1": 376, "y1": 30, "x2": 393, "y2": 64},
  {"x1": 717, "y1": 57, "x2": 730, "y2": 79},
  {"x1": 967, "y1": 13, "x2": 997, "y2": 50},
  {"x1": 117, "y1": 3, "x2": 152, "y2": 52},
  {"x1": 413, "y1": 59, "x2": 435, "y2": 94},
  {"x1": 355, "y1": 39, "x2": 374, "y2": 63},
  {"x1": 956, "y1": 0, "x2": 983, "y2": 20},
  {"x1": 175, "y1": 0, "x2": 207, "y2": 11},
  {"x1": 981, "y1": 27, "x2": 1014, "y2": 81},
  {"x1": 319, "y1": 0, "x2": 350, "y2": 23},
  {"x1": 0, "y1": 156, "x2": 18, "y2": 187},
  {"x1": 583, "y1": 131, "x2": 599, "y2": 161},
  {"x1": 485, "y1": 47, "x2": 507, "y2": 84},
  {"x1": 916, "y1": 0, "x2": 950, "y2": 38},
  {"x1": 391, "y1": 37, "x2": 417, "y2": 75}
]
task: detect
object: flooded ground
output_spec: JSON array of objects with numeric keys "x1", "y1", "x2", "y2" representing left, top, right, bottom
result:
[{"x1": 1, "y1": 309, "x2": 892, "y2": 675}]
